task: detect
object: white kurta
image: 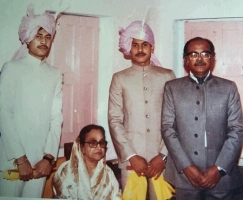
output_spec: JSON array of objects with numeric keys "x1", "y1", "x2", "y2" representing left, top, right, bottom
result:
[{"x1": 0, "y1": 54, "x2": 63, "y2": 197}]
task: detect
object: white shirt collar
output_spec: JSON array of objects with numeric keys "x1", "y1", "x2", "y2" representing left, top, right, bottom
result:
[{"x1": 190, "y1": 71, "x2": 210, "y2": 83}]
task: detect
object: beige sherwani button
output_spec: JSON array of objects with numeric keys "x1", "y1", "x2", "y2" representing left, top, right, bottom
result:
[
  {"x1": 144, "y1": 87, "x2": 147, "y2": 90},
  {"x1": 146, "y1": 115, "x2": 149, "y2": 118},
  {"x1": 147, "y1": 129, "x2": 150, "y2": 133},
  {"x1": 143, "y1": 74, "x2": 147, "y2": 77},
  {"x1": 145, "y1": 100, "x2": 148, "y2": 104}
]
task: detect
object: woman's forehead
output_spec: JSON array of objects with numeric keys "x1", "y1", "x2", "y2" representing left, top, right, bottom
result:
[{"x1": 86, "y1": 129, "x2": 104, "y2": 138}]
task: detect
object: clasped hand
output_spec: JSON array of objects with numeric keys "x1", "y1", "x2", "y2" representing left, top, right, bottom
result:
[
  {"x1": 33, "y1": 159, "x2": 53, "y2": 179},
  {"x1": 129, "y1": 155, "x2": 166, "y2": 180},
  {"x1": 183, "y1": 165, "x2": 222, "y2": 189},
  {"x1": 17, "y1": 158, "x2": 52, "y2": 181}
]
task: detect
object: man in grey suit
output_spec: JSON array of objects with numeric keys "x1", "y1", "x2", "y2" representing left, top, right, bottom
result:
[
  {"x1": 162, "y1": 37, "x2": 243, "y2": 200},
  {"x1": 108, "y1": 21, "x2": 175, "y2": 199}
]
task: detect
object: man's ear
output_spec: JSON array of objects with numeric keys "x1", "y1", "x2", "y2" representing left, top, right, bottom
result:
[
  {"x1": 184, "y1": 57, "x2": 189, "y2": 64},
  {"x1": 151, "y1": 46, "x2": 154, "y2": 53},
  {"x1": 184, "y1": 57, "x2": 190, "y2": 74}
]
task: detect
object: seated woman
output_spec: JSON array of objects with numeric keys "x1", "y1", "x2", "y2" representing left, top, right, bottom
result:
[{"x1": 53, "y1": 124, "x2": 121, "y2": 199}]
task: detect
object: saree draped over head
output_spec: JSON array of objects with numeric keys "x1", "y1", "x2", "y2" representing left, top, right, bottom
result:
[
  {"x1": 119, "y1": 20, "x2": 161, "y2": 67},
  {"x1": 52, "y1": 137, "x2": 121, "y2": 200}
]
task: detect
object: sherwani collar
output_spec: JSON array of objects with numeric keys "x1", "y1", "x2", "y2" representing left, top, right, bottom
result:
[
  {"x1": 25, "y1": 53, "x2": 47, "y2": 66},
  {"x1": 131, "y1": 63, "x2": 153, "y2": 71},
  {"x1": 189, "y1": 71, "x2": 213, "y2": 84}
]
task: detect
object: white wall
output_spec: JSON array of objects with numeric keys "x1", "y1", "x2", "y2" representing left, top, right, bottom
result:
[{"x1": 2, "y1": 0, "x2": 243, "y2": 159}]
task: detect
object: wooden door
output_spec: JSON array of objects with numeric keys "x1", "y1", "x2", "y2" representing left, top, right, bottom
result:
[{"x1": 48, "y1": 15, "x2": 99, "y2": 146}]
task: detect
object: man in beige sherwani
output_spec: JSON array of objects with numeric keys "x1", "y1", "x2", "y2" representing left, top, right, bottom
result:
[{"x1": 108, "y1": 21, "x2": 175, "y2": 200}]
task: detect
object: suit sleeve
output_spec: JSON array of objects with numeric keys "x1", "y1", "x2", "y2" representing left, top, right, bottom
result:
[
  {"x1": 44, "y1": 71, "x2": 63, "y2": 159},
  {"x1": 0, "y1": 63, "x2": 26, "y2": 160},
  {"x1": 161, "y1": 82, "x2": 192, "y2": 172},
  {"x1": 215, "y1": 82, "x2": 243, "y2": 173},
  {"x1": 108, "y1": 74, "x2": 136, "y2": 162},
  {"x1": 159, "y1": 70, "x2": 176, "y2": 157}
]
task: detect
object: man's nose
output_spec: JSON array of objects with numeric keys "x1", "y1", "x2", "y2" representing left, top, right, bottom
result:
[
  {"x1": 138, "y1": 45, "x2": 143, "y2": 52},
  {"x1": 40, "y1": 37, "x2": 46, "y2": 44},
  {"x1": 197, "y1": 53, "x2": 203, "y2": 60}
]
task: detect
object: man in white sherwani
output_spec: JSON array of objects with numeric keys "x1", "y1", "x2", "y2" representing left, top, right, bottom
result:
[
  {"x1": 0, "y1": 5, "x2": 63, "y2": 198},
  {"x1": 108, "y1": 21, "x2": 175, "y2": 200}
]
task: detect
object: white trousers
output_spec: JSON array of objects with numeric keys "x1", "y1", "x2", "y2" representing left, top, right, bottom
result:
[{"x1": 0, "y1": 172, "x2": 46, "y2": 198}]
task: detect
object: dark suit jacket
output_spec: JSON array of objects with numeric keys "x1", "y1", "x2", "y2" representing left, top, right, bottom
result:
[{"x1": 162, "y1": 75, "x2": 243, "y2": 191}]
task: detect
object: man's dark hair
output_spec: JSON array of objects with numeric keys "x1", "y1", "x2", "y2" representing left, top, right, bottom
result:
[
  {"x1": 79, "y1": 124, "x2": 106, "y2": 145},
  {"x1": 183, "y1": 37, "x2": 215, "y2": 57}
]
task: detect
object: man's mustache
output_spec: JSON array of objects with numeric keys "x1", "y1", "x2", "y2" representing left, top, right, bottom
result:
[
  {"x1": 38, "y1": 45, "x2": 49, "y2": 49},
  {"x1": 135, "y1": 52, "x2": 146, "y2": 56},
  {"x1": 194, "y1": 62, "x2": 206, "y2": 66}
]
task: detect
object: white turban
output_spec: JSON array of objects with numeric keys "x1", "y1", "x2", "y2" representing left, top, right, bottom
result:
[
  {"x1": 12, "y1": 4, "x2": 56, "y2": 61},
  {"x1": 119, "y1": 21, "x2": 161, "y2": 66}
]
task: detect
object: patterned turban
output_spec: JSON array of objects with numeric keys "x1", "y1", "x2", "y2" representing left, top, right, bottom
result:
[
  {"x1": 12, "y1": 4, "x2": 56, "y2": 61},
  {"x1": 119, "y1": 21, "x2": 161, "y2": 66}
]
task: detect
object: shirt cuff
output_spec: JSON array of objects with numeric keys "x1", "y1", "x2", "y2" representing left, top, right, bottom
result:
[
  {"x1": 158, "y1": 153, "x2": 167, "y2": 162},
  {"x1": 125, "y1": 154, "x2": 137, "y2": 161},
  {"x1": 217, "y1": 165, "x2": 227, "y2": 176},
  {"x1": 217, "y1": 166, "x2": 226, "y2": 172}
]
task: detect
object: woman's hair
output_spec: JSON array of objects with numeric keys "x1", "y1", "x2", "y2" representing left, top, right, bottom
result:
[{"x1": 79, "y1": 124, "x2": 106, "y2": 145}]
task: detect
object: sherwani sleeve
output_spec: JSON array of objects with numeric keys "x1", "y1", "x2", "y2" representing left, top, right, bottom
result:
[
  {"x1": 214, "y1": 82, "x2": 243, "y2": 173},
  {"x1": 161, "y1": 83, "x2": 192, "y2": 172},
  {"x1": 108, "y1": 74, "x2": 136, "y2": 162},
  {"x1": 44, "y1": 71, "x2": 63, "y2": 159},
  {"x1": 0, "y1": 63, "x2": 26, "y2": 160}
]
